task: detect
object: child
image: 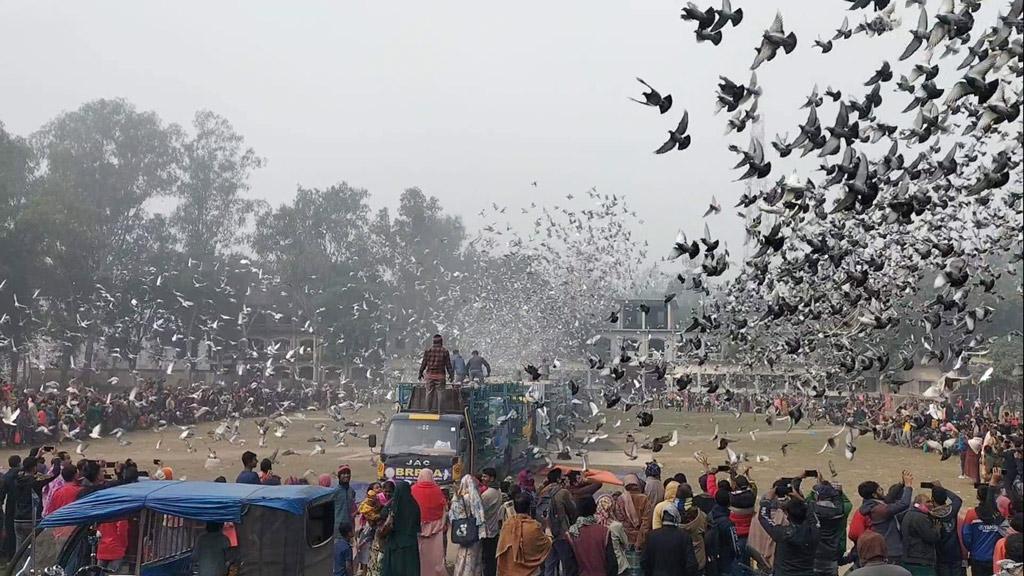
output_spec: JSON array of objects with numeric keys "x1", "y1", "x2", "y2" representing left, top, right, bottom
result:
[{"x1": 334, "y1": 524, "x2": 353, "y2": 576}]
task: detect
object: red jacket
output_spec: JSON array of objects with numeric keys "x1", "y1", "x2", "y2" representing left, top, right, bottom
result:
[
  {"x1": 97, "y1": 519, "x2": 130, "y2": 561},
  {"x1": 45, "y1": 483, "x2": 82, "y2": 516}
]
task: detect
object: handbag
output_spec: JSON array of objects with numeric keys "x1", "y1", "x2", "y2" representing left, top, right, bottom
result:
[{"x1": 450, "y1": 497, "x2": 480, "y2": 545}]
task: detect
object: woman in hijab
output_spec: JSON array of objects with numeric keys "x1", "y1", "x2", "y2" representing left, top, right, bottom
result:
[
  {"x1": 449, "y1": 474, "x2": 487, "y2": 576},
  {"x1": 380, "y1": 481, "x2": 420, "y2": 576},
  {"x1": 612, "y1": 473, "x2": 653, "y2": 576},
  {"x1": 597, "y1": 493, "x2": 631, "y2": 575},
  {"x1": 411, "y1": 469, "x2": 447, "y2": 576},
  {"x1": 652, "y1": 481, "x2": 680, "y2": 530}
]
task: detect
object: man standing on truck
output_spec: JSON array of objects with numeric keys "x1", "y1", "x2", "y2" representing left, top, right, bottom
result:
[
  {"x1": 467, "y1": 350, "x2": 492, "y2": 383},
  {"x1": 418, "y1": 334, "x2": 454, "y2": 413},
  {"x1": 452, "y1": 349, "x2": 468, "y2": 383}
]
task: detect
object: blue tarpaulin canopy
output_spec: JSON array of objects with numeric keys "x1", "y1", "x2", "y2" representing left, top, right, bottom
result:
[{"x1": 39, "y1": 481, "x2": 333, "y2": 528}]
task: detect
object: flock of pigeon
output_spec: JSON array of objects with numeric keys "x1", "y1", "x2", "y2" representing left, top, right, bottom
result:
[{"x1": 545, "y1": 0, "x2": 1023, "y2": 469}]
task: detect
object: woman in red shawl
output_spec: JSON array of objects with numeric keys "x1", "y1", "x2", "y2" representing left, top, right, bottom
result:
[{"x1": 411, "y1": 469, "x2": 447, "y2": 576}]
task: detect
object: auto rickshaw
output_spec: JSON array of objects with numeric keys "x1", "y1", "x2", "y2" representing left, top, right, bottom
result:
[{"x1": 6, "y1": 481, "x2": 336, "y2": 576}]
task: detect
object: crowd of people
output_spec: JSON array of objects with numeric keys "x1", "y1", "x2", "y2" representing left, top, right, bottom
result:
[
  {"x1": 0, "y1": 376, "x2": 334, "y2": 448},
  {"x1": 327, "y1": 453, "x2": 1022, "y2": 576}
]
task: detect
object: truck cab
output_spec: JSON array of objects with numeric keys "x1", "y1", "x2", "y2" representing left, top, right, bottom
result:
[{"x1": 377, "y1": 383, "x2": 534, "y2": 486}]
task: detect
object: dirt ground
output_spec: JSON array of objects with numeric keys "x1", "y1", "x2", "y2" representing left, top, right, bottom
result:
[{"x1": 2, "y1": 405, "x2": 973, "y2": 500}]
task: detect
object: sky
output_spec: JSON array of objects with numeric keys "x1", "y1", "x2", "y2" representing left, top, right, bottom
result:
[{"x1": 0, "y1": 0, "x2": 991, "y2": 270}]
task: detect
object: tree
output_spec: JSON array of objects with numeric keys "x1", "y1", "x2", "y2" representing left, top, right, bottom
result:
[
  {"x1": 172, "y1": 110, "x2": 263, "y2": 259},
  {"x1": 28, "y1": 99, "x2": 182, "y2": 373},
  {"x1": 0, "y1": 121, "x2": 39, "y2": 381}
]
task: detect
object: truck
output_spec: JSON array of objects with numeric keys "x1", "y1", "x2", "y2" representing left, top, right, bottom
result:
[{"x1": 372, "y1": 382, "x2": 554, "y2": 486}]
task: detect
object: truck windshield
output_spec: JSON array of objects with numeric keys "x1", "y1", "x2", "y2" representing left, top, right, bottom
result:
[{"x1": 384, "y1": 420, "x2": 458, "y2": 456}]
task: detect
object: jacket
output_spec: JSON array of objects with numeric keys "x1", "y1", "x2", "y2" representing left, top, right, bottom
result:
[
  {"x1": 860, "y1": 487, "x2": 912, "y2": 559},
  {"x1": 97, "y1": 519, "x2": 131, "y2": 561},
  {"x1": 811, "y1": 497, "x2": 847, "y2": 562},
  {"x1": 901, "y1": 506, "x2": 941, "y2": 566},
  {"x1": 682, "y1": 508, "x2": 710, "y2": 570},
  {"x1": 931, "y1": 491, "x2": 963, "y2": 566},
  {"x1": 962, "y1": 515, "x2": 1005, "y2": 562},
  {"x1": 758, "y1": 502, "x2": 819, "y2": 576},
  {"x1": 333, "y1": 483, "x2": 355, "y2": 530},
  {"x1": 710, "y1": 504, "x2": 739, "y2": 574},
  {"x1": 540, "y1": 483, "x2": 577, "y2": 538},
  {"x1": 642, "y1": 526, "x2": 699, "y2": 576}
]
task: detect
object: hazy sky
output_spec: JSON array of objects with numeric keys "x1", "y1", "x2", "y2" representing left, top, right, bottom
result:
[{"x1": 0, "y1": 1, "x2": 987, "y2": 267}]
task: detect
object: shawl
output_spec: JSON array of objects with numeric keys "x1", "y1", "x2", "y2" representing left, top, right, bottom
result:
[
  {"x1": 617, "y1": 474, "x2": 642, "y2": 525},
  {"x1": 497, "y1": 514, "x2": 552, "y2": 576},
  {"x1": 857, "y1": 529, "x2": 888, "y2": 563},
  {"x1": 596, "y1": 494, "x2": 615, "y2": 526},
  {"x1": 569, "y1": 515, "x2": 599, "y2": 538},
  {"x1": 449, "y1": 474, "x2": 486, "y2": 527},
  {"x1": 384, "y1": 481, "x2": 421, "y2": 549},
  {"x1": 411, "y1": 469, "x2": 447, "y2": 523}
]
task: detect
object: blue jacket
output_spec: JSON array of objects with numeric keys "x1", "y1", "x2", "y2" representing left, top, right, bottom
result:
[
  {"x1": 962, "y1": 517, "x2": 1004, "y2": 562},
  {"x1": 334, "y1": 483, "x2": 355, "y2": 531},
  {"x1": 932, "y1": 490, "x2": 963, "y2": 565}
]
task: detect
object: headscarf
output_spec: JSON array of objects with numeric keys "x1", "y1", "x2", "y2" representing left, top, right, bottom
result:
[
  {"x1": 411, "y1": 468, "x2": 447, "y2": 523},
  {"x1": 383, "y1": 481, "x2": 421, "y2": 548},
  {"x1": 318, "y1": 474, "x2": 332, "y2": 488},
  {"x1": 614, "y1": 475, "x2": 641, "y2": 527},
  {"x1": 450, "y1": 474, "x2": 486, "y2": 527},
  {"x1": 857, "y1": 529, "x2": 888, "y2": 564},
  {"x1": 645, "y1": 461, "x2": 662, "y2": 478},
  {"x1": 517, "y1": 469, "x2": 536, "y2": 492},
  {"x1": 596, "y1": 494, "x2": 616, "y2": 526},
  {"x1": 154, "y1": 467, "x2": 173, "y2": 481},
  {"x1": 660, "y1": 505, "x2": 682, "y2": 527}
]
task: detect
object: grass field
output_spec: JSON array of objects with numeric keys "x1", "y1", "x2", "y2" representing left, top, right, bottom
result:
[{"x1": 0, "y1": 405, "x2": 973, "y2": 502}]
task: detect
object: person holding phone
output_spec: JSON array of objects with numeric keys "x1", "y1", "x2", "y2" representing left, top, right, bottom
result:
[
  {"x1": 756, "y1": 475, "x2": 820, "y2": 576},
  {"x1": 858, "y1": 471, "x2": 914, "y2": 565}
]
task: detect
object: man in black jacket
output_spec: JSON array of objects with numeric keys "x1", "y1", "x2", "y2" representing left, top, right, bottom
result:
[
  {"x1": 642, "y1": 506, "x2": 700, "y2": 576},
  {"x1": 0, "y1": 454, "x2": 21, "y2": 560},
  {"x1": 12, "y1": 456, "x2": 56, "y2": 552},
  {"x1": 810, "y1": 482, "x2": 848, "y2": 576},
  {"x1": 758, "y1": 478, "x2": 820, "y2": 576},
  {"x1": 901, "y1": 493, "x2": 941, "y2": 576},
  {"x1": 931, "y1": 483, "x2": 964, "y2": 576}
]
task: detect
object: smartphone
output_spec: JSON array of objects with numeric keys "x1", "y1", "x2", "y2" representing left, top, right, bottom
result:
[
  {"x1": 1001, "y1": 468, "x2": 1008, "y2": 475},
  {"x1": 717, "y1": 465, "x2": 732, "y2": 473},
  {"x1": 153, "y1": 459, "x2": 162, "y2": 466},
  {"x1": 920, "y1": 482, "x2": 934, "y2": 489},
  {"x1": 105, "y1": 462, "x2": 117, "y2": 469},
  {"x1": 42, "y1": 446, "x2": 55, "y2": 453},
  {"x1": 804, "y1": 469, "x2": 819, "y2": 478}
]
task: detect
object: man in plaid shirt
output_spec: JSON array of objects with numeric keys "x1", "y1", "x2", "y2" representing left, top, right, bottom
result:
[{"x1": 418, "y1": 334, "x2": 454, "y2": 412}]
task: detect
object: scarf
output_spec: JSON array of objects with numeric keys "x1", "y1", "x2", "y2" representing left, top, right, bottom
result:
[
  {"x1": 596, "y1": 494, "x2": 615, "y2": 526},
  {"x1": 615, "y1": 474, "x2": 642, "y2": 527},
  {"x1": 411, "y1": 469, "x2": 447, "y2": 523},
  {"x1": 857, "y1": 530, "x2": 888, "y2": 564},
  {"x1": 569, "y1": 515, "x2": 598, "y2": 538},
  {"x1": 450, "y1": 475, "x2": 486, "y2": 526},
  {"x1": 497, "y1": 514, "x2": 552, "y2": 576}
]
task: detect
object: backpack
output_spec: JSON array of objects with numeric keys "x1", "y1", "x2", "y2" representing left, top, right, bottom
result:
[{"x1": 535, "y1": 486, "x2": 562, "y2": 535}]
